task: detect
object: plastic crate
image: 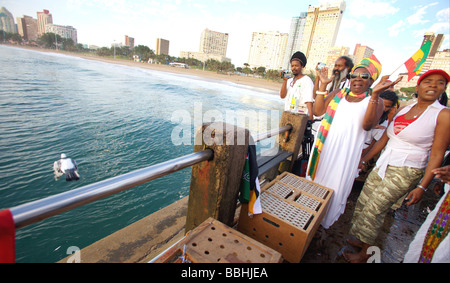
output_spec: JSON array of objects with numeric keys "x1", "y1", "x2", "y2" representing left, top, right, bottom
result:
[
  {"x1": 237, "y1": 172, "x2": 333, "y2": 262},
  {"x1": 152, "y1": 217, "x2": 283, "y2": 263}
]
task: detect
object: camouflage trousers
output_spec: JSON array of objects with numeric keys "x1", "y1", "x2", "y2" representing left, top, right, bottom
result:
[{"x1": 349, "y1": 165, "x2": 425, "y2": 245}]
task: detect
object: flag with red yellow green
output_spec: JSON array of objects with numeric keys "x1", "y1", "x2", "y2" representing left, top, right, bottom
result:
[{"x1": 404, "y1": 40, "x2": 432, "y2": 81}]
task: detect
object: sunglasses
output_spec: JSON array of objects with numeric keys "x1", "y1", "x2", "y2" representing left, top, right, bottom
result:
[{"x1": 350, "y1": 73, "x2": 371, "y2": 79}]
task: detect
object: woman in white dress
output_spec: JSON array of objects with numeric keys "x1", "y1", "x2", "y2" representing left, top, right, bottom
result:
[{"x1": 306, "y1": 55, "x2": 402, "y2": 229}]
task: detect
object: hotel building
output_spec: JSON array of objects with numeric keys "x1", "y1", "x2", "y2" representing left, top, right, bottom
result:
[
  {"x1": 156, "y1": 38, "x2": 169, "y2": 55},
  {"x1": 45, "y1": 24, "x2": 77, "y2": 44},
  {"x1": 0, "y1": 7, "x2": 17, "y2": 34},
  {"x1": 353, "y1": 44, "x2": 374, "y2": 65},
  {"x1": 199, "y1": 28, "x2": 228, "y2": 57},
  {"x1": 282, "y1": 12, "x2": 308, "y2": 70},
  {"x1": 247, "y1": 31, "x2": 289, "y2": 70},
  {"x1": 300, "y1": 0, "x2": 346, "y2": 72},
  {"x1": 125, "y1": 35, "x2": 135, "y2": 49},
  {"x1": 37, "y1": 9, "x2": 52, "y2": 36},
  {"x1": 17, "y1": 15, "x2": 38, "y2": 41},
  {"x1": 180, "y1": 28, "x2": 231, "y2": 63}
]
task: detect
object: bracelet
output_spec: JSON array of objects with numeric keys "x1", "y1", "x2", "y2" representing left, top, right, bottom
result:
[
  {"x1": 369, "y1": 99, "x2": 378, "y2": 104},
  {"x1": 316, "y1": 90, "x2": 328, "y2": 95},
  {"x1": 417, "y1": 185, "x2": 428, "y2": 192}
]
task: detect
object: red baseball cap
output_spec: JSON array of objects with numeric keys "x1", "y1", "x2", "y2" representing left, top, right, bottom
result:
[{"x1": 417, "y1": 69, "x2": 450, "y2": 86}]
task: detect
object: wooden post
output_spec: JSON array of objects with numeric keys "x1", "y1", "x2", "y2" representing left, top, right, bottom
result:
[
  {"x1": 278, "y1": 111, "x2": 309, "y2": 172},
  {"x1": 185, "y1": 122, "x2": 249, "y2": 233}
]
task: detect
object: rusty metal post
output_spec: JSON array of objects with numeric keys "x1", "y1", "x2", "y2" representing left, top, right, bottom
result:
[{"x1": 185, "y1": 122, "x2": 250, "y2": 233}]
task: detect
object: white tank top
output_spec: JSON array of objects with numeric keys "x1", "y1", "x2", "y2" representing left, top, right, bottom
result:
[{"x1": 375, "y1": 100, "x2": 447, "y2": 179}]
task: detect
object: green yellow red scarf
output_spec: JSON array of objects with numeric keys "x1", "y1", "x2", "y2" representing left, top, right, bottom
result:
[{"x1": 307, "y1": 88, "x2": 369, "y2": 180}]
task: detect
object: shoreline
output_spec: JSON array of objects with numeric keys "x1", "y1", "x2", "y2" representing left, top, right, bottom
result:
[{"x1": 3, "y1": 44, "x2": 283, "y2": 94}]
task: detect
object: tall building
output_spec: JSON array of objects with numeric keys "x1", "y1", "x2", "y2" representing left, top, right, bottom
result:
[
  {"x1": 45, "y1": 24, "x2": 77, "y2": 44},
  {"x1": 0, "y1": 7, "x2": 17, "y2": 34},
  {"x1": 180, "y1": 28, "x2": 230, "y2": 63},
  {"x1": 125, "y1": 35, "x2": 134, "y2": 48},
  {"x1": 353, "y1": 44, "x2": 374, "y2": 64},
  {"x1": 421, "y1": 32, "x2": 444, "y2": 73},
  {"x1": 326, "y1": 46, "x2": 350, "y2": 72},
  {"x1": 429, "y1": 49, "x2": 450, "y2": 75},
  {"x1": 156, "y1": 38, "x2": 169, "y2": 55},
  {"x1": 300, "y1": 0, "x2": 346, "y2": 71},
  {"x1": 247, "y1": 31, "x2": 289, "y2": 70},
  {"x1": 199, "y1": 28, "x2": 228, "y2": 57},
  {"x1": 396, "y1": 33, "x2": 448, "y2": 93},
  {"x1": 282, "y1": 12, "x2": 308, "y2": 70},
  {"x1": 37, "y1": 9, "x2": 52, "y2": 36},
  {"x1": 17, "y1": 15, "x2": 38, "y2": 41},
  {"x1": 422, "y1": 32, "x2": 444, "y2": 57}
]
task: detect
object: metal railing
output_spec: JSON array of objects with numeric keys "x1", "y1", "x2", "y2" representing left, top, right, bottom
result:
[
  {"x1": 8, "y1": 124, "x2": 292, "y2": 229},
  {"x1": 254, "y1": 124, "x2": 292, "y2": 143}
]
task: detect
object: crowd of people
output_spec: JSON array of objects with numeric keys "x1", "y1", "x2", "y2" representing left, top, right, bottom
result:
[{"x1": 279, "y1": 51, "x2": 450, "y2": 263}]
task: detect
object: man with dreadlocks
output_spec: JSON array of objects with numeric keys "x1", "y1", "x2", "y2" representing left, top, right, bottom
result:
[{"x1": 280, "y1": 51, "x2": 314, "y2": 120}]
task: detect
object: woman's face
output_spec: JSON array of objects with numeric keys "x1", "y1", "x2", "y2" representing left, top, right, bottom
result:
[
  {"x1": 350, "y1": 67, "x2": 373, "y2": 94},
  {"x1": 415, "y1": 74, "x2": 447, "y2": 102}
]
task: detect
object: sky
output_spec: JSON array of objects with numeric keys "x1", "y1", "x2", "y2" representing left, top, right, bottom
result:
[{"x1": 2, "y1": 0, "x2": 450, "y2": 76}]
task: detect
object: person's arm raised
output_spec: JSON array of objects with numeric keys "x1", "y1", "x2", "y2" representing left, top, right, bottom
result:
[
  {"x1": 362, "y1": 75, "x2": 402, "y2": 131},
  {"x1": 313, "y1": 67, "x2": 337, "y2": 116}
]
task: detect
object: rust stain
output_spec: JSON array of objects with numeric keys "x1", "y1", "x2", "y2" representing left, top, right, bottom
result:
[{"x1": 193, "y1": 160, "x2": 212, "y2": 209}]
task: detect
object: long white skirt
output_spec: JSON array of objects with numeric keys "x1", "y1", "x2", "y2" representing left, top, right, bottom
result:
[{"x1": 307, "y1": 97, "x2": 369, "y2": 229}]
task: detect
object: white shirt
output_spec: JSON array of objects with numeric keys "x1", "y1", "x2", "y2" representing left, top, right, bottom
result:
[
  {"x1": 363, "y1": 119, "x2": 388, "y2": 149},
  {"x1": 375, "y1": 100, "x2": 447, "y2": 179},
  {"x1": 284, "y1": 75, "x2": 314, "y2": 114}
]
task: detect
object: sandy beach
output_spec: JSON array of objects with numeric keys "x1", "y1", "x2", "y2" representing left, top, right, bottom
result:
[{"x1": 6, "y1": 44, "x2": 283, "y2": 94}]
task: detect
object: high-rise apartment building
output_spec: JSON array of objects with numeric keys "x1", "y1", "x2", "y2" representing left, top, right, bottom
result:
[
  {"x1": 0, "y1": 7, "x2": 17, "y2": 34},
  {"x1": 125, "y1": 35, "x2": 134, "y2": 48},
  {"x1": 156, "y1": 38, "x2": 169, "y2": 55},
  {"x1": 247, "y1": 31, "x2": 289, "y2": 70},
  {"x1": 396, "y1": 33, "x2": 448, "y2": 93},
  {"x1": 45, "y1": 24, "x2": 77, "y2": 44},
  {"x1": 17, "y1": 15, "x2": 38, "y2": 41},
  {"x1": 300, "y1": 0, "x2": 346, "y2": 71},
  {"x1": 37, "y1": 9, "x2": 52, "y2": 36},
  {"x1": 420, "y1": 32, "x2": 444, "y2": 73},
  {"x1": 282, "y1": 12, "x2": 308, "y2": 69},
  {"x1": 199, "y1": 28, "x2": 228, "y2": 57},
  {"x1": 353, "y1": 44, "x2": 374, "y2": 65},
  {"x1": 326, "y1": 46, "x2": 350, "y2": 71},
  {"x1": 429, "y1": 49, "x2": 450, "y2": 72},
  {"x1": 422, "y1": 32, "x2": 444, "y2": 57},
  {"x1": 180, "y1": 28, "x2": 230, "y2": 63}
]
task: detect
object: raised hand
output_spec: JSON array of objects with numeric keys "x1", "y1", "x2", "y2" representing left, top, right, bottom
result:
[
  {"x1": 317, "y1": 67, "x2": 335, "y2": 86},
  {"x1": 372, "y1": 75, "x2": 403, "y2": 95}
]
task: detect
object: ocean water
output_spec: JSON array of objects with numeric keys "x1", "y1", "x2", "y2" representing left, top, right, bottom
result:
[{"x1": 0, "y1": 45, "x2": 283, "y2": 262}]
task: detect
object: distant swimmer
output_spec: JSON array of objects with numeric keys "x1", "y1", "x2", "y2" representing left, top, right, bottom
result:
[{"x1": 53, "y1": 153, "x2": 80, "y2": 181}]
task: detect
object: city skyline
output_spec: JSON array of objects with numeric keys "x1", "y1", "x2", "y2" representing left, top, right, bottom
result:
[{"x1": 2, "y1": 0, "x2": 450, "y2": 77}]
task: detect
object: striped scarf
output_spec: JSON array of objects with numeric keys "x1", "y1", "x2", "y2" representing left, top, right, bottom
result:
[
  {"x1": 418, "y1": 191, "x2": 450, "y2": 263},
  {"x1": 307, "y1": 88, "x2": 369, "y2": 180}
]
